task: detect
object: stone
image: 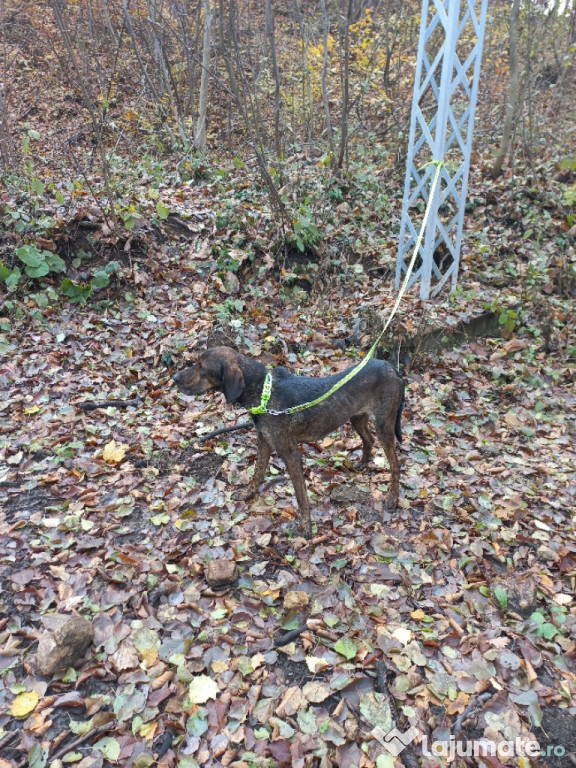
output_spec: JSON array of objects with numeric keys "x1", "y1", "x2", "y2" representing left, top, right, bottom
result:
[
  {"x1": 283, "y1": 590, "x2": 310, "y2": 610},
  {"x1": 37, "y1": 615, "x2": 94, "y2": 676},
  {"x1": 205, "y1": 559, "x2": 238, "y2": 588}
]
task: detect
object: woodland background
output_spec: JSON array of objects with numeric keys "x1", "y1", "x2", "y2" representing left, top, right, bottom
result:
[{"x1": 0, "y1": 1, "x2": 575, "y2": 768}]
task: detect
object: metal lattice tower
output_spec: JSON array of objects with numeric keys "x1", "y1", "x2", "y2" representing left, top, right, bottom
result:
[{"x1": 396, "y1": 0, "x2": 488, "y2": 299}]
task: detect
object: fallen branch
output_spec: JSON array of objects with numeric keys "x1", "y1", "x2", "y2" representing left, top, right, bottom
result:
[
  {"x1": 50, "y1": 723, "x2": 113, "y2": 760},
  {"x1": 76, "y1": 397, "x2": 142, "y2": 411},
  {"x1": 453, "y1": 691, "x2": 493, "y2": 737},
  {"x1": 198, "y1": 420, "x2": 253, "y2": 442},
  {"x1": 0, "y1": 730, "x2": 19, "y2": 752},
  {"x1": 274, "y1": 625, "x2": 307, "y2": 647}
]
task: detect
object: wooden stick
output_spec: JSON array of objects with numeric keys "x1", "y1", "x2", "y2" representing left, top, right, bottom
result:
[
  {"x1": 50, "y1": 723, "x2": 113, "y2": 760},
  {"x1": 198, "y1": 420, "x2": 253, "y2": 442}
]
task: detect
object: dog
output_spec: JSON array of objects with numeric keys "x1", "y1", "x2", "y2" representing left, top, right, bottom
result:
[{"x1": 173, "y1": 347, "x2": 404, "y2": 536}]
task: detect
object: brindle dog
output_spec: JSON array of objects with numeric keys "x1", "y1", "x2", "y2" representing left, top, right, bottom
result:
[{"x1": 173, "y1": 347, "x2": 405, "y2": 536}]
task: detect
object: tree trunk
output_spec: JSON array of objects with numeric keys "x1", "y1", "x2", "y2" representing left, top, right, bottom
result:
[
  {"x1": 319, "y1": 0, "x2": 335, "y2": 156},
  {"x1": 195, "y1": 0, "x2": 212, "y2": 151},
  {"x1": 266, "y1": 0, "x2": 282, "y2": 157},
  {"x1": 336, "y1": 0, "x2": 353, "y2": 171},
  {"x1": 491, "y1": 0, "x2": 522, "y2": 179}
]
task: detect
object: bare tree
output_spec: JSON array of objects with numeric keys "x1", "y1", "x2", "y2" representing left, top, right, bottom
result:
[
  {"x1": 51, "y1": 0, "x2": 119, "y2": 231},
  {"x1": 320, "y1": 0, "x2": 335, "y2": 156},
  {"x1": 195, "y1": 0, "x2": 212, "y2": 150},
  {"x1": 336, "y1": 0, "x2": 353, "y2": 170},
  {"x1": 491, "y1": 0, "x2": 522, "y2": 179},
  {"x1": 265, "y1": 0, "x2": 282, "y2": 156}
]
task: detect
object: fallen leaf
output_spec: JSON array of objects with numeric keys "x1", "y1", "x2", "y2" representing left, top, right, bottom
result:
[
  {"x1": 102, "y1": 440, "x2": 128, "y2": 464},
  {"x1": 189, "y1": 675, "x2": 219, "y2": 704},
  {"x1": 302, "y1": 681, "x2": 331, "y2": 703},
  {"x1": 10, "y1": 690, "x2": 39, "y2": 718}
]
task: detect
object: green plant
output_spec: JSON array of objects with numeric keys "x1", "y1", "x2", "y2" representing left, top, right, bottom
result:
[
  {"x1": 214, "y1": 298, "x2": 245, "y2": 319},
  {"x1": 17, "y1": 245, "x2": 65, "y2": 278},
  {"x1": 560, "y1": 156, "x2": 576, "y2": 209},
  {"x1": 529, "y1": 609, "x2": 560, "y2": 640},
  {"x1": 61, "y1": 261, "x2": 121, "y2": 303},
  {"x1": 0, "y1": 245, "x2": 66, "y2": 290},
  {"x1": 287, "y1": 205, "x2": 321, "y2": 253}
]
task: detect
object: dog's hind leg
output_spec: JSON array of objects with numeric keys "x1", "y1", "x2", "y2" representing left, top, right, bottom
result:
[
  {"x1": 280, "y1": 448, "x2": 312, "y2": 537},
  {"x1": 374, "y1": 418, "x2": 400, "y2": 511},
  {"x1": 350, "y1": 414, "x2": 375, "y2": 466},
  {"x1": 242, "y1": 433, "x2": 272, "y2": 501}
]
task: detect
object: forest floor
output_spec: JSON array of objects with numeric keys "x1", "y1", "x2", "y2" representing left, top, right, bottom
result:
[{"x1": 1, "y1": 138, "x2": 576, "y2": 768}]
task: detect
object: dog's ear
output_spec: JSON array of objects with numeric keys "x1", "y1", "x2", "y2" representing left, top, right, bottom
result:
[{"x1": 220, "y1": 361, "x2": 245, "y2": 403}]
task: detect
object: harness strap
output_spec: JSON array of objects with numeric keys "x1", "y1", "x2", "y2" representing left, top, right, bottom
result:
[{"x1": 249, "y1": 371, "x2": 273, "y2": 415}]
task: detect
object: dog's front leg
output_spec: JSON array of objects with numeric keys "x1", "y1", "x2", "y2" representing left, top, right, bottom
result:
[
  {"x1": 281, "y1": 448, "x2": 312, "y2": 538},
  {"x1": 241, "y1": 433, "x2": 272, "y2": 501}
]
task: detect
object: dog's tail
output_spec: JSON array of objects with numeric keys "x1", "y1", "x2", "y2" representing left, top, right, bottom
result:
[{"x1": 395, "y1": 382, "x2": 405, "y2": 443}]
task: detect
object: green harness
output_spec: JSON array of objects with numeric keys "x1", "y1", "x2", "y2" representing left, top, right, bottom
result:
[{"x1": 250, "y1": 161, "x2": 443, "y2": 417}]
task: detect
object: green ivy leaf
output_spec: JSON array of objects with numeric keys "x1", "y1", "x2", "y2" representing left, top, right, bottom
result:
[
  {"x1": 28, "y1": 743, "x2": 48, "y2": 768},
  {"x1": 493, "y1": 586, "x2": 508, "y2": 610},
  {"x1": 6, "y1": 267, "x2": 21, "y2": 290},
  {"x1": 538, "y1": 623, "x2": 558, "y2": 640},
  {"x1": 91, "y1": 270, "x2": 111, "y2": 289},
  {"x1": 25, "y1": 262, "x2": 50, "y2": 278},
  {"x1": 45, "y1": 252, "x2": 66, "y2": 272},
  {"x1": 17, "y1": 245, "x2": 45, "y2": 267},
  {"x1": 61, "y1": 278, "x2": 93, "y2": 302},
  {"x1": 105, "y1": 260, "x2": 122, "y2": 274},
  {"x1": 156, "y1": 201, "x2": 171, "y2": 220},
  {"x1": 334, "y1": 637, "x2": 357, "y2": 660},
  {"x1": 94, "y1": 737, "x2": 121, "y2": 761}
]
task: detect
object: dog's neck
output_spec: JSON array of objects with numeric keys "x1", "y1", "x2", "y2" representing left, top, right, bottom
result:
[{"x1": 235, "y1": 354, "x2": 268, "y2": 409}]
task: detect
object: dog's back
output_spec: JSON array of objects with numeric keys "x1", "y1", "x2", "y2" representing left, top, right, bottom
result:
[{"x1": 257, "y1": 358, "x2": 404, "y2": 445}]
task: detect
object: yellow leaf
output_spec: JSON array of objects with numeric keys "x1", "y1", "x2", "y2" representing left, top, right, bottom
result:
[
  {"x1": 102, "y1": 440, "x2": 128, "y2": 464},
  {"x1": 10, "y1": 690, "x2": 39, "y2": 718},
  {"x1": 410, "y1": 609, "x2": 426, "y2": 621},
  {"x1": 139, "y1": 721, "x2": 158, "y2": 739},
  {"x1": 25, "y1": 406, "x2": 40, "y2": 415},
  {"x1": 140, "y1": 648, "x2": 158, "y2": 665},
  {"x1": 446, "y1": 691, "x2": 470, "y2": 715}
]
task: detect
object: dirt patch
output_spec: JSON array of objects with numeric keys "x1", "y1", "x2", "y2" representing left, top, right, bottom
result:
[
  {"x1": 330, "y1": 483, "x2": 381, "y2": 522},
  {"x1": 152, "y1": 446, "x2": 225, "y2": 482},
  {"x1": 188, "y1": 453, "x2": 226, "y2": 483},
  {"x1": 330, "y1": 483, "x2": 370, "y2": 507},
  {"x1": 273, "y1": 655, "x2": 316, "y2": 687},
  {"x1": 3, "y1": 486, "x2": 55, "y2": 525},
  {"x1": 396, "y1": 311, "x2": 503, "y2": 367},
  {"x1": 536, "y1": 707, "x2": 576, "y2": 767}
]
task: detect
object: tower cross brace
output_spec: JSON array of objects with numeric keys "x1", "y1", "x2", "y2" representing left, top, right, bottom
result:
[{"x1": 396, "y1": 0, "x2": 488, "y2": 299}]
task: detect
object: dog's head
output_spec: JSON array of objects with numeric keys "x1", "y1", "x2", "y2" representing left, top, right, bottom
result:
[{"x1": 173, "y1": 347, "x2": 245, "y2": 403}]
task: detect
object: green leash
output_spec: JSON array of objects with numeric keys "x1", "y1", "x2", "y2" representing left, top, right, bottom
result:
[{"x1": 250, "y1": 161, "x2": 444, "y2": 417}]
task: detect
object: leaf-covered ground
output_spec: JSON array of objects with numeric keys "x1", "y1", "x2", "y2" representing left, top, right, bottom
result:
[{"x1": 1, "y1": 160, "x2": 576, "y2": 768}]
